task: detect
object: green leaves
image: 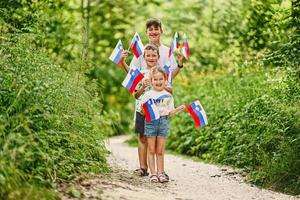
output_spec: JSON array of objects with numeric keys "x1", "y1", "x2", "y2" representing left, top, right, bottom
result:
[
  {"x1": 0, "y1": 34, "x2": 113, "y2": 198},
  {"x1": 168, "y1": 65, "x2": 300, "y2": 194}
]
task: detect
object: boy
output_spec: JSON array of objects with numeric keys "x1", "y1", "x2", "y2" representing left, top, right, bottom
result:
[{"x1": 121, "y1": 19, "x2": 184, "y2": 176}]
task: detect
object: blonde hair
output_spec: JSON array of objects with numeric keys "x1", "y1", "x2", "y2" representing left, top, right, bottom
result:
[{"x1": 150, "y1": 66, "x2": 166, "y2": 79}]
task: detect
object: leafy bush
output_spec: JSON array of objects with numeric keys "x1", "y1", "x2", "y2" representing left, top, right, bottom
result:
[
  {"x1": 0, "y1": 34, "x2": 113, "y2": 199},
  {"x1": 168, "y1": 66, "x2": 300, "y2": 194}
]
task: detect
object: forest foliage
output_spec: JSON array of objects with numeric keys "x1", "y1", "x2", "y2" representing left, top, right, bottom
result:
[{"x1": 0, "y1": 0, "x2": 299, "y2": 198}]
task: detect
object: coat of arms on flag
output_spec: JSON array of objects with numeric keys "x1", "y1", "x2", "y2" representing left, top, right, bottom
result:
[
  {"x1": 143, "y1": 98, "x2": 160, "y2": 122},
  {"x1": 186, "y1": 100, "x2": 208, "y2": 128},
  {"x1": 121, "y1": 67, "x2": 144, "y2": 94},
  {"x1": 130, "y1": 32, "x2": 144, "y2": 58},
  {"x1": 163, "y1": 60, "x2": 172, "y2": 84}
]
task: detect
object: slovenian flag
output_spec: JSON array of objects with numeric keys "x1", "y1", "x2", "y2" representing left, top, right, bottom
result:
[
  {"x1": 168, "y1": 32, "x2": 179, "y2": 57},
  {"x1": 130, "y1": 32, "x2": 144, "y2": 58},
  {"x1": 182, "y1": 34, "x2": 190, "y2": 59},
  {"x1": 122, "y1": 67, "x2": 144, "y2": 94},
  {"x1": 143, "y1": 98, "x2": 160, "y2": 122},
  {"x1": 186, "y1": 100, "x2": 208, "y2": 128},
  {"x1": 109, "y1": 40, "x2": 123, "y2": 66},
  {"x1": 163, "y1": 60, "x2": 172, "y2": 84}
]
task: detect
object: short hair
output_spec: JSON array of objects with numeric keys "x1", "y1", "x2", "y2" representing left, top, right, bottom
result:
[
  {"x1": 144, "y1": 44, "x2": 160, "y2": 55},
  {"x1": 150, "y1": 66, "x2": 166, "y2": 79},
  {"x1": 146, "y1": 18, "x2": 162, "y2": 30}
]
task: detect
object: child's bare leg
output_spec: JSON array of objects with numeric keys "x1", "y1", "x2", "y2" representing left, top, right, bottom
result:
[
  {"x1": 156, "y1": 136, "x2": 165, "y2": 174},
  {"x1": 138, "y1": 134, "x2": 148, "y2": 170},
  {"x1": 147, "y1": 136, "x2": 157, "y2": 175}
]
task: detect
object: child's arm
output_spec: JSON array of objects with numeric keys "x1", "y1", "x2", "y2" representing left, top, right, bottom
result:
[
  {"x1": 134, "y1": 78, "x2": 151, "y2": 99},
  {"x1": 169, "y1": 105, "x2": 185, "y2": 117},
  {"x1": 134, "y1": 84, "x2": 146, "y2": 99},
  {"x1": 172, "y1": 51, "x2": 184, "y2": 79},
  {"x1": 164, "y1": 86, "x2": 173, "y2": 94},
  {"x1": 140, "y1": 104, "x2": 145, "y2": 115},
  {"x1": 120, "y1": 50, "x2": 130, "y2": 73}
]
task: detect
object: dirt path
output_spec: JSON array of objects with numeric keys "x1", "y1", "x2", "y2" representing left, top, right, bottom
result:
[{"x1": 60, "y1": 135, "x2": 299, "y2": 200}]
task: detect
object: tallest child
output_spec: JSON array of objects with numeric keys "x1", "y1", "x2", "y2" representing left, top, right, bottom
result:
[
  {"x1": 130, "y1": 18, "x2": 184, "y2": 177},
  {"x1": 130, "y1": 18, "x2": 183, "y2": 81}
]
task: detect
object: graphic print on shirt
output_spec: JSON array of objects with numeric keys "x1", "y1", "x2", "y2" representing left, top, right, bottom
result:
[{"x1": 153, "y1": 94, "x2": 172, "y2": 108}]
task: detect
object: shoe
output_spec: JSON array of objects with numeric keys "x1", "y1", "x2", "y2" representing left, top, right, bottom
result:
[
  {"x1": 158, "y1": 173, "x2": 169, "y2": 183},
  {"x1": 161, "y1": 171, "x2": 169, "y2": 181},
  {"x1": 133, "y1": 168, "x2": 149, "y2": 176},
  {"x1": 149, "y1": 174, "x2": 159, "y2": 183}
]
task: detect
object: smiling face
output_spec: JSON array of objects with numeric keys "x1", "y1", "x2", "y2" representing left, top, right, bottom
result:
[
  {"x1": 144, "y1": 48, "x2": 159, "y2": 68},
  {"x1": 146, "y1": 25, "x2": 162, "y2": 45},
  {"x1": 151, "y1": 71, "x2": 166, "y2": 91}
]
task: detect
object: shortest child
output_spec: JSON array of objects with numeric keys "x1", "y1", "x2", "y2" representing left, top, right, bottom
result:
[{"x1": 141, "y1": 67, "x2": 185, "y2": 183}]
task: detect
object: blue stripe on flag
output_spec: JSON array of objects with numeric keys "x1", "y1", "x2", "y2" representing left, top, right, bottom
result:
[
  {"x1": 146, "y1": 99, "x2": 156, "y2": 120},
  {"x1": 126, "y1": 69, "x2": 139, "y2": 91},
  {"x1": 134, "y1": 41, "x2": 143, "y2": 56},
  {"x1": 113, "y1": 49, "x2": 122, "y2": 64},
  {"x1": 191, "y1": 103, "x2": 206, "y2": 127},
  {"x1": 164, "y1": 64, "x2": 170, "y2": 76}
]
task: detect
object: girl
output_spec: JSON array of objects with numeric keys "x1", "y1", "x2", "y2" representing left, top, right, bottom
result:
[
  {"x1": 141, "y1": 67, "x2": 185, "y2": 183},
  {"x1": 121, "y1": 44, "x2": 171, "y2": 176}
]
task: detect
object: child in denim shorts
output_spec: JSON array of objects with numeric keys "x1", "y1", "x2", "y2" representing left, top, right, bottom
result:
[
  {"x1": 141, "y1": 67, "x2": 185, "y2": 183},
  {"x1": 120, "y1": 19, "x2": 185, "y2": 177}
]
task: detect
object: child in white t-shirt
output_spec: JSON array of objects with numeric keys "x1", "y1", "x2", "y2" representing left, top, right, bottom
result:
[
  {"x1": 130, "y1": 18, "x2": 184, "y2": 86},
  {"x1": 121, "y1": 44, "x2": 172, "y2": 177},
  {"x1": 140, "y1": 67, "x2": 185, "y2": 183},
  {"x1": 120, "y1": 19, "x2": 185, "y2": 177}
]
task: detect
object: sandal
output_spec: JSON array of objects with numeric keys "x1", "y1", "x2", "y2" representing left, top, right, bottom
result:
[
  {"x1": 158, "y1": 173, "x2": 169, "y2": 183},
  {"x1": 149, "y1": 174, "x2": 159, "y2": 183},
  {"x1": 161, "y1": 171, "x2": 169, "y2": 181},
  {"x1": 133, "y1": 168, "x2": 149, "y2": 176}
]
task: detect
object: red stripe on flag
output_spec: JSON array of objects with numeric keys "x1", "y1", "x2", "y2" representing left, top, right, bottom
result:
[
  {"x1": 131, "y1": 45, "x2": 139, "y2": 58},
  {"x1": 187, "y1": 105, "x2": 201, "y2": 128},
  {"x1": 129, "y1": 73, "x2": 144, "y2": 94},
  {"x1": 143, "y1": 103, "x2": 151, "y2": 122},
  {"x1": 117, "y1": 60, "x2": 123, "y2": 67}
]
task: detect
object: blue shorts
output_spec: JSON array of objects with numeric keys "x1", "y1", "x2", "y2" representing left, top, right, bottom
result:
[{"x1": 144, "y1": 116, "x2": 169, "y2": 137}]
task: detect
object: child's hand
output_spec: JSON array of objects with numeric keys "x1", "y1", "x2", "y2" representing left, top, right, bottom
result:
[
  {"x1": 178, "y1": 105, "x2": 186, "y2": 112},
  {"x1": 177, "y1": 51, "x2": 184, "y2": 66},
  {"x1": 169, "y1": 104, "x2": 186, "y2": 116},
  {"x1": 142, "y1": 77, "x2": 151, "y2": 88},
  {"x1": 121, "y1": 50, "x2": 129, "y2": 62}
]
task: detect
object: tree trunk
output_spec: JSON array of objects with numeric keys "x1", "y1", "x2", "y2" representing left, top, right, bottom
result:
[
  {"x1": 291, "y1": 0, "x2": 300, "y2": 31},
  {"x1": 81, "y1": 0, "x2": 90, "y2": 63}
]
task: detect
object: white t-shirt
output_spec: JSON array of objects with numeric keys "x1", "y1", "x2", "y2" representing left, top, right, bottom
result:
[
  {"x1": 130, "y1": 44, "x2": 178, "y2": 87},
  {"x1": 134, "y1": 67, "x2": 151, "y2": 113},
  {"x1": 141, "y1": 89, "x2": 174, "y2": 116}
]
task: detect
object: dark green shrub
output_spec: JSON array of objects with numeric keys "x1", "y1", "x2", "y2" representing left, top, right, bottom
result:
[
  {"x1": 168, "y1": 66, "x2": 300, "y2": 194},
  {"x1": 0, "y1": 34, "x2": 113, "y2": 199}
]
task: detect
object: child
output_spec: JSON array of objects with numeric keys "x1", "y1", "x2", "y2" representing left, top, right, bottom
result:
[
  {"x1": 141, "y1": 67, "x2": 185, "y2": 183},
  {"x1": 130, "y1": 18, "x2": 184, "y2": 85},
  {"x1": 121, "y1": 19, "x2": 185, "y2": 177},
  {"x1": 121, "y1": 44, "x2": 168, "y2": 176}
]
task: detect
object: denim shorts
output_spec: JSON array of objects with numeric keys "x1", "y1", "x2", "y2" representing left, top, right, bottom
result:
[{"x1": 144, "y1": 116, "x2": 169, "y2": 137}]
